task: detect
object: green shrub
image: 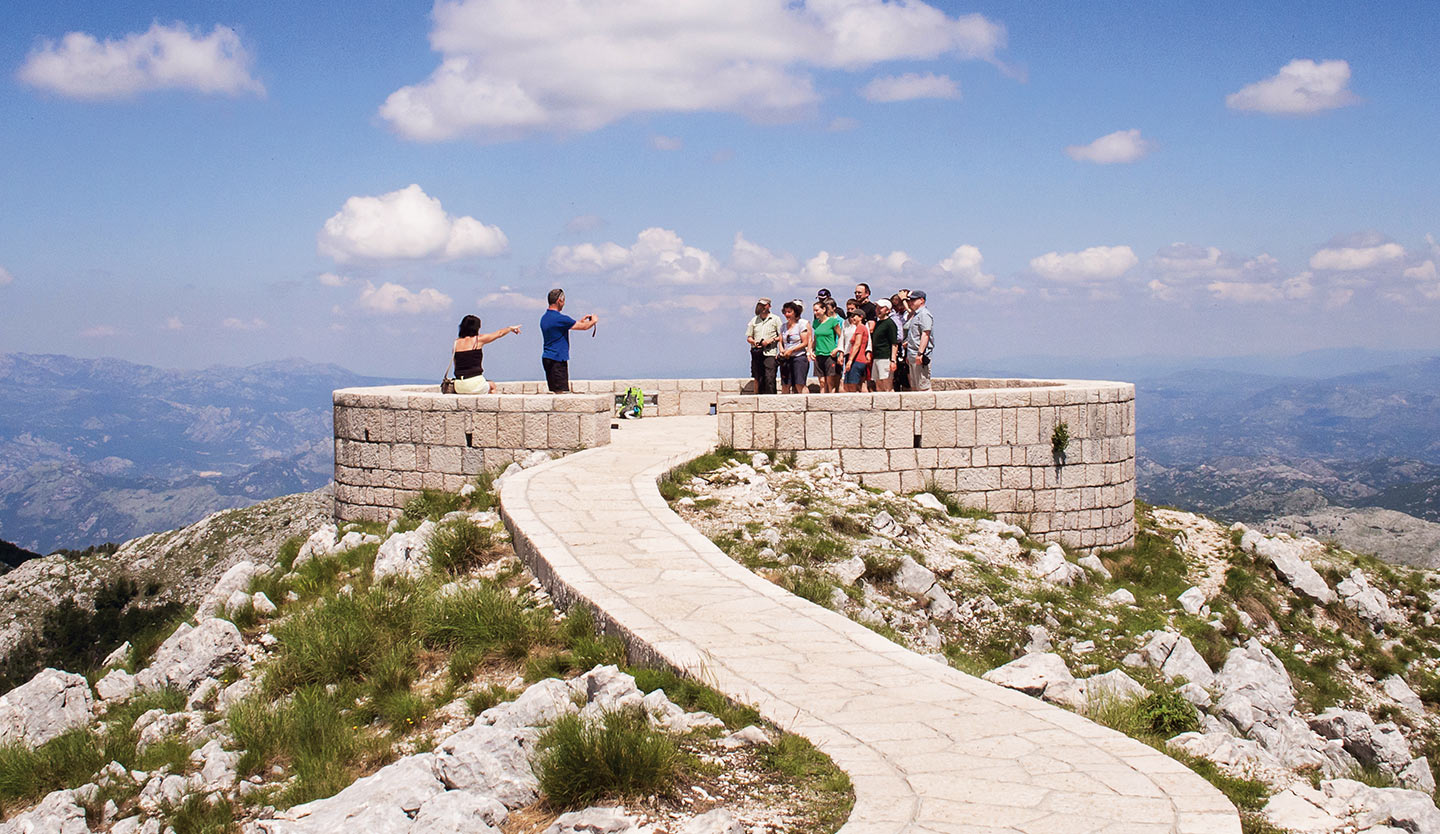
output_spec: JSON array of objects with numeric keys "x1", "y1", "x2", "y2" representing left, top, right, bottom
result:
[
  {"x1": 265, "y1": 583, "x2": 420, "y2": 697},
  {"x1": 419, "y1": 584, "x2": 552, "y2": 660},
  {"x1": 403, "y1": 489, "x2": 465, "y2": 522},
  {"x1": 533, "y1": 709, "x2": 681, "y2": 809},
  {"x1": 1136, "y1": 688, "x2": 1200, "y2": 737},
  {"x1": 779, "y1": 569, "x2": 837, "y2": 608},
  {"x1": 425, "y1": 520, "x2": 497, "y2": 575}
]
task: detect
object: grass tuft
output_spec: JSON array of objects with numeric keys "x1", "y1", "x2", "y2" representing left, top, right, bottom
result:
[
  {"x1": 425, "y1": 520, "x2": 498, "y2": 576},
  {"x1": 533, "y1": 708, "x2": 681, "y2": 809}
]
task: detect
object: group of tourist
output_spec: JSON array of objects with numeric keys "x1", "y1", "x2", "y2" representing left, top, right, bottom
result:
[{"x1": 746, "y1": 284, "x2": 933, "y2": 395}]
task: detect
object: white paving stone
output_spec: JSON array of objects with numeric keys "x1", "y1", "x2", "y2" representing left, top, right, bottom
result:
[{"x1": 499, "y1": 416, "x2": 1239, "y2": 834}]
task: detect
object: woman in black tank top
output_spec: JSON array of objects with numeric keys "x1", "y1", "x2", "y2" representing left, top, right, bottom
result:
[{"x1": 452, "y1": 314, "x2": 522, "y2": 394}]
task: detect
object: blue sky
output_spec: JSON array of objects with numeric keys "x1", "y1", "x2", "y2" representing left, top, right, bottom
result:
[{"x1": 2, "y1": 0, "x2": 1437, "y2": 380}]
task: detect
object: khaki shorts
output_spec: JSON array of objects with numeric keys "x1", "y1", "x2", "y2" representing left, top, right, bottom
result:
[
  {"x1": 454, "y1": 374, "x2": 489, "y2": 394},
  {"x1": 872, "y1": 358, "x2": 893, "y2": 381}
]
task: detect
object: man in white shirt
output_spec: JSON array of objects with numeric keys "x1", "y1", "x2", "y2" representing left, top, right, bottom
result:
[{"x1": 745, "y1": 297, "x2": 783, "y2": 394}]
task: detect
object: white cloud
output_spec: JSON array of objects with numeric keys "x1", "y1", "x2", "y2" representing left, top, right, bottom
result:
[
  {"x1": 222, "y1": 317, "x2": 267, "y2": 331},
  {"x1": 1282, "y1": 272, "x2": 1315, "y2": 299},
  {"x1": 1030, "y1": 245, "x2": 1137, "y2": 282},
  {"x1": 380, "y1": 0, "x2": 1005, "y2": 141},
  {"x1": 318, "y1": 184, "x2": 507, "y2": 263},
  {"x1": 1226, "y1": 59, "x2": 1359, "y2": 115},
  {"x1": 650, "y1": 134, "x2": 684, "y2": 151},
  {"x1": 730, "y1": 233, "x2": 800, "y2": 283},
  {"x1": 1206, "y1": 282, "x2": 1281, "y2": 302},
  {"x1": 826, "y1": 116, "x2": 860, "y2": 132},
  {"x1": 1147, "y1": 280, "x2": 1177, "y2": 302},
  {"x1": 477, "y1": 286, "x2": 546, "y2": 310},
  {"x1": 317, "y1": 272, "x2": 351, "y2": 287},
  {"x1": 1064, "y1": 128, "x2": 1151, "y2": 164},
  {"x1": 1404, "y1": 261, "x2": 1437, "y2": 280},
  {"x1": 356, "y1": 282, "x2": 454, "y2": 315},
  {"x1": 859, "y1": 72, "x2": 959, "y2": 103},
  {"x1": 549, "y1": 228, "x2": 724, "y2": 285},
  {"x1": 1309, "y1": 242, "x2": 1404, "y2": 271},
  {"x1": 163, "y1": 317, "x2": 185, "y2": 331},
  {"x1": 937, "y1": 245, "x2": 994, "y2": 290},
  {"x1": 79, "y1": 324, "x2": 121, "y2": 338},
  {"x1": 18, "y1": 22, "x2": 263, "y2": 100},
  {"x1": 804, "y1": 250, "x2": 916, "y2": 286},
  {"x1": 0, "y1": 267, "x2": 12, "y2": 286}
]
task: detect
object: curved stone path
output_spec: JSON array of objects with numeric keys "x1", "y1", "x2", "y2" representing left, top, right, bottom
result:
[{"x1": 500, "y1": 416, "x2": 1239, "y2": 834}]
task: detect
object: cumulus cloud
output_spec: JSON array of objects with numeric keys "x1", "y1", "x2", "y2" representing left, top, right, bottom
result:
[
  {"x1": 356, "y1": 282, "x2": 454, "y2": 315},
  {"x1": 548, "y1": 228, "x2": 724, "y2": 285},
  {"x1": 1226, "y1": 59, "x2": 1359, "y2": 115},
  {"x1": 937, "y1": 245, "x2": 994, "y2": 290},
  {"x1": 1064, "y1": 129, "x2": 1151, "y2": 164},
  {"x1": 380, "y1": 0, "x2": 1005, "y2": 141},
  {"x1": 804, "y1": 250, "x2": 917, "y2": 286},
  {"x1": 477, "y1": 286, "x2": 547, "y2": 310},
  {"x1": 730, "y1": 233, "x2": 800, "y2": 284},
  {"x1": 18, "y1": 22, "x2": 263, "y2": 99},
  {"x1": 317, "y1": 272, "x2": 351, "y2": 287},
  {"x1": 1309, "y1": 241, "x2": 1405, "y2": 271},
  {"x1": 859, "y1": 72, "x2": 959, "y2": 102},
  {"x1": 1147, "y1": 280, "x2": 1177, "y2": 302},
  {"x1": 222, "y1": 317, "x2": 267, "y2": 331},
  {"x1": 318, "y1": 184, "x2": 507, "y2": 263},
  {"x1": 1030, "y1": 245, "x2": 1137, "y2": 282},
  {"x1": 79, "y1": 325, "x2": 121, "y2": 339},
  {"x1": 0, "y1": 267, "x2": 12, "y2": 286},
  {"x1": 1404, "y1": 261, "x2": 1437, "y2": 281},
  {"x1": 650, "y1": 134, "x2": 684, "y2": 151}
]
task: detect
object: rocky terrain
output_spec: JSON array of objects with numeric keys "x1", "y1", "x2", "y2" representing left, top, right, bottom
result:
[
  {"x1": 0, "y1": 474, "x2": 852, "y2": 834},
  {"x1": 0, "y1": 353, "x2": 405, "y2": 553},
  {"x1": 671, "y1": 451, "x2": 1440, "y2": 833}
]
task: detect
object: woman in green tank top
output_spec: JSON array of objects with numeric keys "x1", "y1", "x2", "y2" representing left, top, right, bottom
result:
[{"x1": 809, "y1": 301, "x2": 843, "y2": 393}]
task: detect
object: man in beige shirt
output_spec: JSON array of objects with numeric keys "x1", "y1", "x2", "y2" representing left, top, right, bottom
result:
[{"x1": 745, "y1": 297, "x2": 783, "y2": 394}]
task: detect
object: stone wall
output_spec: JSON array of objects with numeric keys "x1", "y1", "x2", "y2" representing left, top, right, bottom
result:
[
  {"x1": 492, "y1": 378, "x2": 757, "y2": 416},
  {"x1": 715, "y1": 379, "x2": 1136, "y2": 552},
  {"x1": 332, "y1": 385, "x2": 611, "y2": 522}
]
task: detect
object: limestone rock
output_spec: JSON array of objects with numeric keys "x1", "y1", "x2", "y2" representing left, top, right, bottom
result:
[
  {"x1": 96, "y1": 668, "x2": 137, "y2": 702},
  {"x1": 1076, "y1": 554, "x2": 1111, "y2": 579},
  {"x1": 983, "y1": 653, "x2": 1074, "y2": 699},
  {"x1": 252, "y1": 592, "x2": 278, "y2": 617},
  {"x1": 0, "y1": 788, "x2": 90, "y2": 834},
  {"x1": 1400, "y1": 756, "x2": 1436, "y2": 795},
  {"x1": 871, "y1": 511, "x2": 900, "y2": 537},
  {"x1": 191, "y1": 739, "x2": 240, "y2": 790},
  {"x1": 681, "y1": 808, "x2": 744, "y2": 834},
  {"x1": 717, "y1": 725, "x2": 771, "y2": 750},
  {"x1": 913, "y1": 492, "x2": 947, "y2": 513},
  {"x1": 135, "y1": 618, "x2": 245, "y2": 694},
  {"x1": 1024, "y1": 625, "x2": 1052, "y2": 654},
  {"x1": 1138, "y1": 631, "x2": 1215, "y2": 688},
  {"x1": 1169, "y1": 731, "x2": 1282, "y2": 774},
  {"x1": 1032, "y1": 544, "x2": 1083, "y2": 587},
  {"x1": 893, "y1": 555, "x2": 936, "y2": 599},
  {"x1": 1262, "y1": 785, "x2": 1345, "y2": 833},
  {"x1": 293, "y1": 524, "x2": 339, "y2": 569},
  {"x1": 1336, "y1": 569, "x2": 1401, "y2": 626},
  {"x1": 197, "y1": 561, "x2": 260, "y2": 618},
  {"x1": 480, "y1": 677, "x2": 578, "y2": 729},
  {"x1": 102, "y1": 641, "x2": 132, "y2": 669},
  {"x1": 432, "y1": 724, "x2": 538, "y2": 808},
  {"x1": 520, "y1": 450, "x2": 553, "y2": 469},
  {"x1": 1243, "y1": 531, "x2": 1337, "y2": 604},
  {"x1": 826, "y1": 555, "x2": 865, "y2": 585},
  {"x1": 1084, "y1": 669, "x2": 1149, "y2": 703},
  {"x1": 1308, "y1": 709, "x2": 1413, "y2": 775},
  {"x1": 1107, "y1": 588, "x2": 1137, "y2": 606},
  {"x1": 255, "y1": 753, "x2": 445, "y2": 833},
  {"x1": 410, "y1": 790, "x2": 507, "y2": 834},
  {"x1": 924, "y1": 585, "x2": 959, "y2": 620},
  {"x1": 545, "y1": 806, "x2": 645, "y2": 834},
  {"x1": 1320, "y1": 778, "x2": 1440, "y2": 833},
  {"x1": 372, "y1": 521, "x2": 437, "y2": 581},
  {"x1": 0, "y1": 668, "x2": 94, "y2": 748},
  {"x1": 1177, "y1": 586, "x2": 1206, "y2": 615}
]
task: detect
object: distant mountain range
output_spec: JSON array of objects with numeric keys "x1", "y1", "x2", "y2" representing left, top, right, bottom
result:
[{"x1": 0, "y1": 353, "x2": 409, "y2": 553}]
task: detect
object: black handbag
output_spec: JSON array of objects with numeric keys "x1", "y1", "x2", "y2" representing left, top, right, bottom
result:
[{"x1": 440, "y1": 356, "x2": 456, "y2": 394}]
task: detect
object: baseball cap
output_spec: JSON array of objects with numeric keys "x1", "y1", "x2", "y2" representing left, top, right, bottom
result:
[
  {"x1": 816, "y1": 288, "x2": 832, "y2": 299},
  {"x1": 876, "y1": 297, "x2": 892, "y2": 309},
  {"x1": 910, "y1": 290, "x2": 926, "y2": 300}
]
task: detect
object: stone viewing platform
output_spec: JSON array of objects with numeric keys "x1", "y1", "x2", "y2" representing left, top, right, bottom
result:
[
  {"x1": 333, "y1": 376, "x2": 1135, "y2": 551},
  {"x1": 497, "y1": 416, "x2": 1239, "y2": 834}
]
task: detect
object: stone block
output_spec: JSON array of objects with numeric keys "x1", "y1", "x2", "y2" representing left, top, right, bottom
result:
[
  {"x1": 840, "y1": 448, "x2": 888, "y2": 473},
  {"x1": 975, "y1": 409, "x2": 1001, "y2": 444},
  {"x1": 421, "y1": 414, "x2": 446, "y2": 445},
  {"x1": 461, "y1": 448, "x2": 485, "y2": 475},
  {"x1": 678, "y1": 378, "x2": 702, "y2": 392},
  {"x1": 936, "y1": 447, "x2": 971, "y2": 468},
  {"x1": 931, "y1": 468, "x2": 958, "y2": 490},
  {"x1": 932, "y1": 391, "x2": 973, "y2": 409},
  {"x1": 1001, "y1": 409, "x2": 1019, "y2": 443},
  {"x1": 889, "y1": 448, "x2": 917, "y2": 471},
  {"x1": 898, "y1": 392, "x2": 934, "y2": 410},
  {"x1": 731, "y1": 413, "x2": 753, "y2": 448},
  {"x1": 955, "y1": 467, "x2": 1001, "y2": 491},
  {"x1": 497, "y1": 413, "x2": 525, "y2": 447},
  {"x1": 915, "y1": 448, "x2": 937, "y2": 469},
  {"x1": 390, "y1": 443, "x2": 416, "y2": 471},
  {"x1": 871, "y1": 392, "x2": 901, "y2": 409},
  {"x1": 884, "y1": 411, "x2": 915, "y2": 447},
  {"x1": 994, "y1": 390, "x2": 1030, "y2": 407},
  {"x1": 775, "y1": 412, "x2": 806, "y2": 449},
  {"x1": 401, "y1": 471, "x2": 422, "y2": 490},
  {"x1": 523, "y1": 413, "x2": 549, "y2": 448},
  {"x1": 549, "y1": 413, "x2": 581, "y2": 448},
  {"x1": 752, "y1": 412, "x2": 776, "y2": 448},
  {"x1": 583, "y1": 413, "x2": 611, "y2": 447},
  {"x1": 679, "y1": 392, "x2": 715, "y2": 415},
  {"x1": 555, "y1": 396, "x2": 599, "y2": 413},
  {"x1": 860, "y1": 412, "x2": 886, "y2": 448},
  {"x1": 758, "y1": 395, "x2": 807, "y2": 412},
  {"x1": 795, "y1": 450, "x2": 840, "y2": 467},
  {"x1": 920, "y1": 410, "x2": 956, "y2": 447},
  {"x1": 520, "y1": 395, "x2": 554, "y2": 412},
  {"x1": 809, "y1": 394, "x2": 869, "y2": 411},
  {"x1": 987, "y1": 489, "x2": 1018, "y2": 513},
  {"x1": 483, "y1": 449, "x2": 516, "y2": 470},
  {"x1": 717, "y1": 394, "x2": 756, "y2": 413},
  {"x1": 899, "y1": 469, "x2": 926, "y2": 492},
  {"x1": 831, "y1": 412, "x2": 862, "y2": 447},
  {"x1": 430, "y1": 446, "x2": 462, "y2": 475},
  {"x1": 467, "y1": 413, "x2": 498, "y2": 447},
  {"x1": 717, "y1": 413, "x2": 734, "y2": 444},
  {"x1": 954, "y1": 410, "x2": 977, "y2": 446},
  {"x1": 1001, "y1": 467, "x2": 1032, "y2": 489},
  {"x1": 804, "y1": 412, "x2": 832, "y2": 449},
  {"x1": 860, "y1": 471, "x2": 902, "y2": 492},
  {"x1": 443, "y1": 412, "x2": 466, "y2": 447},
  {"x1": 1016, "y1": 408, "x2": 1040, "y2": 445},
  {"x1": 499, "y1": 396, "x2": 526, "y2": 412},
  {"x1": 415, "y1": 445, "x2": 429, "y2": 470},
  {"x1": 467, "y1": 396, "x2": 502, "y2": 412}
]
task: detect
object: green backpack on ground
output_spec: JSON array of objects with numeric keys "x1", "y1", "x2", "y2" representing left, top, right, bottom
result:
[{"x1": 618, "y1": 386, "x2": 644, "y2": 419}]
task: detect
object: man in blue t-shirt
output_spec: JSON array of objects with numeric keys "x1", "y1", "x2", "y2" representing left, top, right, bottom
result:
[{"x1": 540, "y1": 288, "x2": 598, "y2": 393}]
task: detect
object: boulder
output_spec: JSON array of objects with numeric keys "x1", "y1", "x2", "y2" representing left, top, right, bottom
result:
[
  {"x1": 1032, "y1": 544, "x2": 1084, "y2": 587},
  {"x1": 1215, "y1": 638, "x2": 1296, "y2": 727},
  {"x1": 191, "y1": 739, "x2": 240, "y2": 790},
  {"x1": 682, "y1": 808, "x2": 744, "y2": 834},
  {"x1": 1382, "y1": 675, "x2": 1425, "y2": 716},
  {"x1": 1244, "y1": 532, "x2": 1337, "y2": 604},
  {"x1": 1137, "y1": 631, "x2": 1215, "y2": 688},
  {"x1": 102, "y1": 641, "x2": 132, "y2": 669},
  {"x1": 96, "y1": 668, "x2": 137, "y2": 703},
  {"x1": 1083, "y1": 670, "x2": 1149, "y2": 703},
  {"x1": 545, "y1": 806, "x2": 644, "y2": 834},
  {"x1": 1076, "y1": 554, "x2": 1112, "y2": 580},
  {"x1": 913, "y1": 492, "x2": 947, "y2": 513},
  {"x1": 410, "y1": 790, "x2": 507, "y2": 834},
  {"x1": 293, "y1": 524, "x2": 339, "y2": 569},
  {"x1": 372, "y1": 521, "x2": 437, "y2": 581},
  {"x1": 255, "y1": 753, "x2": 445, "y2": 833},
  {"x1": 1399, "y1": 756, "x2": 1437, "y2": 795},
  {"x1": 1261, "y1": 785, "x2": 1345, "y2": 833},
  {"x1": 826, "y1": 555, "x2": 866, "y2": 586},
  {"x1": 0, "y1": 668, "x2": 94, "y2": 748},
  {"x1": 893, "y1": 555, "x2": 936, "y2": 599},
  {"x1": 1177, "y1": 586, "x2": 1206, "y2": 615},
  {"x1": 252, "y1": 592, "x2": 278, "y2": 617},
  {"x1": 870, "y1": 511, "x2": 901, "y2": 537},
  {"x1": 924, "y1": 585, "x2": 959, "y2": 620},
  {"x1": 717, "y1": 725, "x2": 771, "y2": 750},
  {"x1": 983, "y1": 653, "x2": 1075, "y2": 699},
  {"x1": 1321, "y1": 778, "x2": 1440, "y2": 833},
  {"x1": 1309, "y1": 709, "x2": 1414, "y2": 775},
  {"x1": 481, "y1": 677, "x2": 578, "y2": 729},
  {"x1": 1168, "y1": 731, "x2": 1282, "y2": 773},
  {"x1": 135, "y1": 618, "x2": 245, "y2": 694},
  {"x1": 0, "y1": 788, "x2": 90, "y2": 834},
  {"x1": 197, "y1": 561, "x2": 260, "y2": 617},
  {"x1": 1336, "y1": 569, "x2": 1401, "y2": 626},
  {"x1": 1107, "y1": 588, "x2": 1137, "y2": 606},
  {"x1": 432, "y1": 724, "x2": 538, "y2": 808},
  {"x1": 1024, "y1": 625, "x2": 1052, "y2": 654}
]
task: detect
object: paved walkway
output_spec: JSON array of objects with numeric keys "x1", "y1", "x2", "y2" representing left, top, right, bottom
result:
[{"x1": 500, "y1": 416, "x2": 1239, "y2": 834}]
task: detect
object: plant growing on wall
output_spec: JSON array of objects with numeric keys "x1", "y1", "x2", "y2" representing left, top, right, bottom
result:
[{"x1": 1051, "y1": 421, "x2": 1070, "y2": 467}]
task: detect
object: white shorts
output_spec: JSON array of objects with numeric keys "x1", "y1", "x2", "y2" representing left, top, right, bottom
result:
[
  {"x1": 454, "y1": 374, "x2": 489, "y2": 394},
  {"x1": 872, "y1": 358, "x2": 893, "y2": 381}
]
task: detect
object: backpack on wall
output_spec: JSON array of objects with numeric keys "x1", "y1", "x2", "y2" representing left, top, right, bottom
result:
[{"x1": 618, "y1": 386, "x2": 644, "y2": 419}]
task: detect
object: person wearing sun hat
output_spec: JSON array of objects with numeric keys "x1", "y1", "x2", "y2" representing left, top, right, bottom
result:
[
  {"x1": 869, "y1": 296, "x2": 899, "y2": 391},
  {"x1": 745, "y1": 297, "x2": 783, "y2": 394},
  {"x1": 903, "y1": 290, "x2": 934, "y2": 391}
]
